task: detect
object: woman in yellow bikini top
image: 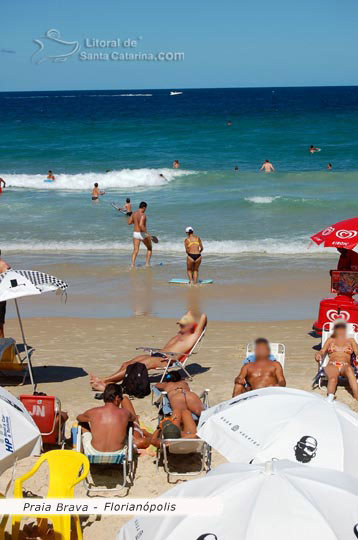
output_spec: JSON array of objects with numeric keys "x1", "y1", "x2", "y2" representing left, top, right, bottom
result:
[{"x1": 315, "y1": 321, "x2": 358, "y2": 400}]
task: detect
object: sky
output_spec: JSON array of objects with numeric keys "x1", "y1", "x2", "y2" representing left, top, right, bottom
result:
[{"x1": 0, "y1": 0, "x2": 358, "y2": 91}]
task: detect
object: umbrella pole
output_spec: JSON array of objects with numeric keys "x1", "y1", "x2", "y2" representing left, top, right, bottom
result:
[{"x1": 14, "y1": 299, "x2": 36, "y2": 393}]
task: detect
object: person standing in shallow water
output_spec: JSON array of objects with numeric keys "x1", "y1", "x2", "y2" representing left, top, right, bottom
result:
[
  {"x1": 184, "y1": 226, "x2": 203, "y2": 285},
  {"x1": 260, "y1": 160, "x2": 275, "y2": 173}
]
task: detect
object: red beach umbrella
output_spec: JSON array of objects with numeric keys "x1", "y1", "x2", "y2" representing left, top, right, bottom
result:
[{"x1": 311, "y1": 217, "x2": 358, "y2": 249}]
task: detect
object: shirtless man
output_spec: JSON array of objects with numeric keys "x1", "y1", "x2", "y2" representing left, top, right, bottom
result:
[
  {"x1": 91, "y1": 183, "x2": 104, "y2": 203},
  {"x1": 0, "y1": 178, "x2": 6, "y2": 195},
  {"x1": 0, "y1": 251, "x2": 10, "y2": 338},
  {"x1": 232, "y1": 338, "x2": 286, "y2": 397},
  {"x1": 77, "y1": 383, "x2": 136, "y2": 454},
  {"x1": 309, "y1": 145, "x2": 320, "y2": 154},
  {"x1": 121, "y1": 198, "x2": 132, "y2": 215},
  {"x1": 90, "y1": 311, "x2": 207, "y2": 391},
  {"x1": 47, "y1": 170, "x2": 55, "y2": 181},
  {"x1": 128, "y1": 201, "x2": 152, "y2": 268},
  {"x1": 173, "y1": 160, "x2": 180, "y2": 169},
  {"x1": 260, "y1": 160, "x2": 275, "y2": 173}
]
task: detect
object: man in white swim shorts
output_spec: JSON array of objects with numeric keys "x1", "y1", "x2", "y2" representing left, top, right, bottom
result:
[{"x1": 128, "y1": 201, "x2": 152, "y2": 268}]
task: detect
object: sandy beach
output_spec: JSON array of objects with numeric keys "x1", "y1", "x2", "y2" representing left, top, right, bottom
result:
[{"x1": 1, "y1": 314, "x2": 356, "y2": 539}]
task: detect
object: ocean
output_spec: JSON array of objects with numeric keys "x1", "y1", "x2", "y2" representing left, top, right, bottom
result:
[{"x1": 1, "y1": 86, "x2": 357, "y2": 319}]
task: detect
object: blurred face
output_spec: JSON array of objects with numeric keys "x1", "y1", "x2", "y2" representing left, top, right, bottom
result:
[
  {"x1": 335, "y1": 325, "x2": 347, "y2": 338},
  {"x1": 255, "y1": 342, "x2": 270, "y2": 358},
  {"x1": 178, "y1": 322, "x2": 195, "y2": 335}
]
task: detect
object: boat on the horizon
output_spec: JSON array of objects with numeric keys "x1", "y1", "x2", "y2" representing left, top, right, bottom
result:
[{"x1": 170, "y1": 91, "x2": 183, "y2": 96}]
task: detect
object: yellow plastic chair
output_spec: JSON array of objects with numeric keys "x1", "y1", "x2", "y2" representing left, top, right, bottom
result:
[{"x1": 12, "y1": 450, "x2": 90, "y2": 540}]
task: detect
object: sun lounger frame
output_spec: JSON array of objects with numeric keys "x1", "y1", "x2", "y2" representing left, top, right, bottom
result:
[
  {"x1": 76, "y1": 425, "x2": 134, "y2": 495},
  {"x1": 153, "y1": 388, "x2": 211, "y2": 481}
]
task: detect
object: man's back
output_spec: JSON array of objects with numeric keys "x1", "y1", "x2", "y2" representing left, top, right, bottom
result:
[
  {"x1": 245, "y1": 359, "x2": 284, "y2": 390},
  {"x1": 132, "y1": 210, "x2": 145, "y2": 232},
  {"x1": 86, "y1": 405, "x2": 130, "y2": 452}
]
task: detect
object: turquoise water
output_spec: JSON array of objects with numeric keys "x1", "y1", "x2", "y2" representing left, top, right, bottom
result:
[{"x1": 1, "y1": 87, "x2": 358, "y2": 257}]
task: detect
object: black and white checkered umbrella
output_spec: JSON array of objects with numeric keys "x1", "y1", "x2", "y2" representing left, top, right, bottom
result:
[{"x1": 0, "y1": 269, "x2": 68, "y2": 301}]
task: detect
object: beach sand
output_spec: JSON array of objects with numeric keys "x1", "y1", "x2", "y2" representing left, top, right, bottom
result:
[{"x1": 1, "y1": 315, "x2": 356, "y2": 539}]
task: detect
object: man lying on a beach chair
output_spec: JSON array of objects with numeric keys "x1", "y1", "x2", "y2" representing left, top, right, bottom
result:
[
  {"x1": 232, "y1": 338, "x2": 286, "y2": 397},
  {"x1": 90, "y1": 311, "x2": 207, "y2": 391}
]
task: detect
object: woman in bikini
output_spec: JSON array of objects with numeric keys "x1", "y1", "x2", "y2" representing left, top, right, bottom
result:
[
  {"x1": 153, "y1": 372, "x2": 204, "y2": 439},
  {"x1": 315, "y1": 321, "x2": 358, "y2": 399},
  {"x1": 184, "y1": 226, "x2": 203, "y2": 285}
]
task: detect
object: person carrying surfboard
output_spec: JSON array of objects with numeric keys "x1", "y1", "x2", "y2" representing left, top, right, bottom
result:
[
  {"x1": 184, "y1": 226, "x2": 203, "y2": 285},
  {"x1": 128, "y1": 201, "x2": 153, "y2": 268}
]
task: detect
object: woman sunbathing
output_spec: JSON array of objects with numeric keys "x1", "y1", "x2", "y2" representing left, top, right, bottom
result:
[
  {"x1": 155, "y1": 371, "x2": 204, "y2": 418},
  {"x1": 315, "y1": 321, "x2": 358, "y2": 400}
]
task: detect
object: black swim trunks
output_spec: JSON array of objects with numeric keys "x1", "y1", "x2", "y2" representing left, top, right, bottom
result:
[{"x1": 0, "y1": 301, "x2": 6, "y2": 325}]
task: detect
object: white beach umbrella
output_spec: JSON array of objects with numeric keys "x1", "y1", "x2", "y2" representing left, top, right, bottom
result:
[
  {"x1": 117, "y1": 460, "x2": 358, "y2": 540},
  {"x1": 197, "y1": 387, "x2": 358, "y2": 476},
  {"x1": 0, "y1": 386, "x2": 41, "y2": 475},
  {"x1": 0, "y1": 270, "x2": 68, "y2": 391}
]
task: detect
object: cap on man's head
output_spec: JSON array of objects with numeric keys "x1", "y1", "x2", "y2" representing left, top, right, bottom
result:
[
  {"x1": 185, "y1": 226, "x2": 194, "y2": 233},
  {"x1": 177, "y1": 312, "x2": 196, "y2": 326}
]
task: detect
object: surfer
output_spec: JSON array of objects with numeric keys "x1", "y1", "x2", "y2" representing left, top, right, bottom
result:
[
  {"x1": 128, "y1": 201, "x2": 152, "y2": 268},
  {"x1": 0, "y1": 178, "x2": 6, "y2": 195},
  {"x1": 47, "y1": 170, "x2": 55, "y2": 181},
  {"x1": 185, "y1": 227, "x2": 203, "y2": 285},
  {"x1": 309, "y1": 145, "x2": 320, "y2": 153},
  {"x1": 260, "y1": 160, "x2": 275, "y2": 173},
  {"x1": 173, "y1": 160, "x2": 180, "y2": 169},
  {"x1": 91, "y1": 183, "x2": 105, "y2": 203}
]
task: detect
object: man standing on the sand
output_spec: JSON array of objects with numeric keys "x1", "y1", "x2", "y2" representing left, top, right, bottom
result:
[
  {"x1": 0, "y1": 251, "x2": 11, "y2": 338},
  {"x1": 128, "y1": 201, "x2": 152, "y2": 268},
  {"x1": 232, "y1": 338, "x2": 286, "y2": 396}
]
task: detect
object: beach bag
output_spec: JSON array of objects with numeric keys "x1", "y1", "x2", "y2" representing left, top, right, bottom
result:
[{"x1": 122, "y1": 362, "x2": 150, "y2": 398}]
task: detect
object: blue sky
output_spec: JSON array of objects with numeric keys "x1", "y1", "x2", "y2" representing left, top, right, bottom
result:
[{"x1": 1, "y1": 0, "x2": 357, "y2": 91}]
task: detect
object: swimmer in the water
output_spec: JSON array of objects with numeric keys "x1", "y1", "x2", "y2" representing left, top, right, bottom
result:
[
  {"x1": 309, "y1": 145, "x2": 321, "y2": 153},
  {"x1": 159, "y1": 173, "x2": 167, "y2": 181},
  {"x1": 118, "y1": 198, "x2": 132, "y2": 215},
  {"x1": 227, "y1": 120, "x2": 232, "y2": 126},
  {"x1": 91, "y1": 183, "x2": 105, "y2": 203},
  {"x1": 0, "y1": 178, "x2": 6, "y2": 195},
  {"x1": 47, "y1": 170, "x2": 55, "y2": 181},
  {"x1": 234, "y1": 166, "x2": 239, "y2": 171},
  {"x1": 327, "y1": 163, "x2": 332, "y2": 170},
  {"x1": 260, "y1": 160, "x2": 275, "y2": 173},
  {"x1": 173, "y1": 160, "x2": 180, "y2": 169}
]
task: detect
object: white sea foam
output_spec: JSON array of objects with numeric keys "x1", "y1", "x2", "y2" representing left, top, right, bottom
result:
[
  {"x1": 1, "y1": 238, "x2": 329, "y2": 255},
  {"x1": 245, "y1": 196, "x2": 280, "y2": 204},
  {"x1": 3, "y1": 168, "x2": 195, "y2": 190}
]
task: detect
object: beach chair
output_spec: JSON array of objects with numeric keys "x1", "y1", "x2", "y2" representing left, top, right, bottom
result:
[
  {"x1": 76, "y1": 425, "x2": 134, "y2": 495},
  {"x1": 153, "y1": 387, "x2": 211, "y2": 481},
  {"x1": 12, "y1": 450, "x2": 89, "y2": 540},
  {"x1": 245, "y1": 342, "x2": 286, "y2": 368},
  {"x1": 0, "y1": 338, "x2": 36, "y2": 391},
  {"x1": 312, "y1": 322, "x2": 358, "y2": 389},
  {"x1": 137, "y1": 327, "x2": 206, "y2": 382},
  {"x1": 19, "y1": 394, "x2": 66, "y2": 447}
]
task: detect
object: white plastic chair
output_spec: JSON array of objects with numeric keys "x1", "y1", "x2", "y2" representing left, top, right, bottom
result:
[{"x1": 245, "y1": 342, "x2": 285, "y2": 369}]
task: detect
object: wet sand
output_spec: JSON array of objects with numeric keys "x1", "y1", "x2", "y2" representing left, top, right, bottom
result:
[{"x1": 0, "y1": 315, "x2": 356, "y2": 539}]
